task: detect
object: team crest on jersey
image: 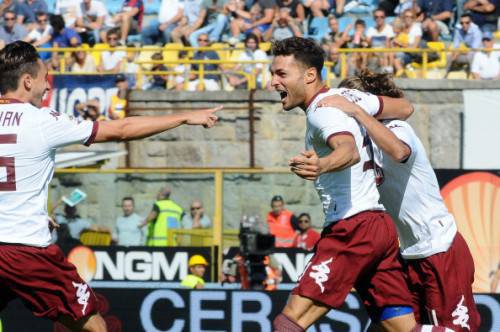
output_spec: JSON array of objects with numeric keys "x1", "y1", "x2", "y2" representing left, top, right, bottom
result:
[
  {"x1": 72, "y1": 281, "x2": 90, "y2": 315},
  {"x1": 49, "y1": 110, "x2": 60, "y2": 120},
  {"x1": 308, "y1": 257, "x2": 333, "y2": 293},
  {"x1": 340, "y1": 89, "x2": 362, "y2": 104},
  {"x1": 452, "y1": 295, "x2": 470, "y2": 330}
]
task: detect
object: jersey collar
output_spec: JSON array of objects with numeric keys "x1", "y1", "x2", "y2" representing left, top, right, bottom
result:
[
  {"x1": 0, "y1": 98, "x2": 24, "y2": 104},
  {"x1": 305, "y1": 86, "x2": 329, "y2": 110}
]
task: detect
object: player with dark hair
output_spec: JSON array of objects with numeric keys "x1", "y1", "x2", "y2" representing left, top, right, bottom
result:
[
  {"x1": 322, "y1": 70, "x2": 480, "y2": 331},
  {"x1": 270, "y1": 36, "x2": 421, "y2": 332},
  {"x1": 0, "y1": 41, "x2": 220, "y2": 332}
]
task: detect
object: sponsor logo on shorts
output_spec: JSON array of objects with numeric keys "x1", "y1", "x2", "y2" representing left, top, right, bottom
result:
[
  {"x1": 452, "y1": 295, "x2": 470, "y2": 330},
  {"x1": 72, "y1": 282, "x2": 90, "y2": 315},
  {"x1": 308, "y1": 257, "x2": 333, "y2": 293}
]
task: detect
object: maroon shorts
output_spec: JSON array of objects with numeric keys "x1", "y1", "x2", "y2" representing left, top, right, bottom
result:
[
  {"x1": 0, "y1": 243, "x2": 99, "y2": 321},
  {"x1": 292, "y1": 210, "x2": 412, "y2": 320},
  {"x1": 405, "y1": 232, "x2": 480, "y2": 331}
]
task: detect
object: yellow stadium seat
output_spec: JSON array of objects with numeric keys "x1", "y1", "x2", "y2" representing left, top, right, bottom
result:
[
  {"x1": 410, "y1": 41, "x2": 447, "y2": 71},
  {"x1": 259, "y1": 42, "x2": 271, "y2": 52},
  {"x1": 163, "y1": 43, "x2": 182, "y2": 65},
  {"x1": 137, "y1": 45, "x2": 160, "y2": 71},
  {"x1": 494, "y1": 30, "x2": 500, "y2": 40},
  {"x1": 211, "y1": 42, "x2": 230, "y2": 61},
  {"x1": 91, "y1": 43, "x2": 109, "y2": 67},
  {"x1": 79, "y1": 230, "x2": 112, "y2": 246}
]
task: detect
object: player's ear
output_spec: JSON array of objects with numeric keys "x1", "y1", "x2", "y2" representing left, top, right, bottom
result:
[
  {"x1": 22, "y1": 74, "x2": 33, "y2": 91},
  {"x1": 304, "y1": 67, "x2": 317, "y2": 85}
]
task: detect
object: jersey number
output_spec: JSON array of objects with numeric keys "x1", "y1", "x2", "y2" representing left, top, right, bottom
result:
[{"x1": 0, "y1": 134, "x2": 17, "y2": 191}]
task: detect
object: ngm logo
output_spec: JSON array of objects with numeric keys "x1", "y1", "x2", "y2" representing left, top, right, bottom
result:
[{"x1": 68, "y1": 246, "x2": 188, "y2": 282}]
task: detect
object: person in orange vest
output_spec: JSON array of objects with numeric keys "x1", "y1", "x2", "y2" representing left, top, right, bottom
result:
[{"x1": 266, "y1": 195, "x2": 297, "y2": 248}]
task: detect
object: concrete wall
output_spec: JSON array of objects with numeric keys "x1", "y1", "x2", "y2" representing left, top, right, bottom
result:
[{"x1": 53, "y1": 80, "x2": 500, "y2": 230}]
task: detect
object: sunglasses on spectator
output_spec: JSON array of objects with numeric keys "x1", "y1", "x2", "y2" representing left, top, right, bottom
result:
[
  {"x1": 37, "y1": 19, "x2": 47, "y2": 23},
  {"x1": 460, "y1": 20, "x2": 471, "y2": 25},
  {"x1": 108, "y1": 37, "x2": 118, "y2": 41},
  {"x1": 374, "y1": 15, "x2": 385, "y2": 19},
  {"x1": 4, "y1": 17, "x2": 15, "y2": 21},
  {"x1": 298, "y1": 219, "x2": 310, "y2": 224},
  {"x1": 198, "y1": 38, "x2": 209, "y2": 42}
]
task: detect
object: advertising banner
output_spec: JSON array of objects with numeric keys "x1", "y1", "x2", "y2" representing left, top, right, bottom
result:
[{"x1": 1, "y1": 289, "x2": 499, "y2": 332}]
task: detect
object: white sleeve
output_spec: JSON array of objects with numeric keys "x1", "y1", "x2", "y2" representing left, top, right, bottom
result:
[
  {"x1": 38, "y1": 108, "x2": 99, "y2": 149},
  {"x1": 386, "y1": 121, "x2": 417, "y2": 162},
  {"x1": 309, "y1": 106, "x2": 356, "y2": 144},
  {"x1": 337, "y1": 88, "x2": 383, "y2": 117}
]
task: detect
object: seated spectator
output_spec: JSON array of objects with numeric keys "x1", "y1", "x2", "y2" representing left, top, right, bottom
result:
[
  {"x1": 446, "y1": 13, "x2": 483, "y2": 78},
  {"x1": 141, "y1": 0, "x2": 183, "y2": 45},
  {"x1": 266, "y1": 195, "x2": 296, "y2": 248},
  {"x1": 471, "y1": 32, "x2": 499, "y2": 79},
  {"x1": 188, "y1": 0, "x2": 228, "y2": 47},
  {"x1": 367, "y1": 8, "x2": 395, "y2": 73},
  {"x1": 277, "y1": 0, "x2": 305, "y2": 24},
  {"x1": 226, "y1": 33, "x2": 268, "y2": 89},
  {"x1": 99, "y1": 28, "x2": 126, "y2": 72},
  {"x1": 55, "y1": 204, "x2": 93, "y2": 241},
  {"x1": 264, "y1": 7, "x2": 302, "y2": 41},
  {"x1": 182, "y1": 200, "x2": 212, "y2": 229},
  {"x1": 50, "y1": 14, "x2": 81, "y2": 47},
  {"x1": 415, "y1": 0, "x2": 453, "y2": 41},
  {"x1": 171, "y1": 0, "x2": 204, "y2": 45},
  {"x1": 112, "y1": 197, "x2": 145, "y2": 246},
  {"x1": 0, "y1": 10, "x2": 28, "y2": 49},
  {"x1": 70, "y1": 49, "x2": 97, "y2": 72},
  {"x1": 75, "y1": 0, "x2": 115, "y2": 45},
  {"x1": 148, "y1": 52, "x2": 168, "y2": 90},
  {"x1": 109, "y1": 74, "x2": 128, "y2": 119},
  {"x1": 23, "y1": 11, "x2": 52, "y2": 49},
  {"x1": 15, "y1": 0, "x2": 48, "y2": 28},
  {"x1": 326, "y1": 44, "x2": 345, "y2": 77},
  {"x1": 464, "y1": 0, "x2": 499, "y2": 33},
  {"x1": 393, "y1": 9, "x2": 422, "y2": 72},
  {"x1": 292, "y1": 213, "x2": 320, "y2": 251},
  {"x1": 187, "y1": 33, "x2": 222, "y2": 91},
  {"x1": 347, "y1": 19, "x2": 369, "y2": 73},
  {"x1": 181, "y1": 254, "x2": 208, "y2": 289},
  {"x1": 110, "y1": 0, "x2": 144, "y2": 44},
  {"x1": 54, "y1": 0, "x2": 81, "y2": 28},
  {"x1": 228, "y1": 0, "x2": 276, "y2": 41}
]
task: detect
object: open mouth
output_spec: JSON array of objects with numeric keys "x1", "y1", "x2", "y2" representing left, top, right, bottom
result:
[{"x1": 277, "y1": 90, "x2": 288, "y2": 103}]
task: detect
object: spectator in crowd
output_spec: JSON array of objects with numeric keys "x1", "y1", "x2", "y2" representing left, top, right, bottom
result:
[
  {"x1": 141, "y1": 187, "x2": 184, "y2": 246},
  {"x1": 292, "y1": 213, "x2": 320, "y2": 251},
  {"x1": 182, "y1": 200, "x2": 212, "y2": 229},
  {"x1": 446, "y1": 13, "x2": 483, "y2": 77},
  {"x1": 264, "y1": 7, "x2": 302, "y2": 41},
  {"x1": 112, "y1": 197, "x2": 145, "y2": 246},
  {"x1": 348, "y1": 19, "x2": 369, "y2": 73},
  {"x1": 50, "y1": 14, "x2": 81, "y2": 47},
  {"x1": 367, "y1": 8, "x2": 395, "y2": 73},
  {"x1": 171, "y1": 0, "x2": 204, "y2": 44},
  {"x1": 15, "y1": 0, "x2": 48, "y2": 27},
  {"x1": 266, "y1": 195, "x2": 296, "y2": 248},
  {"x1": 23, "y1": 11, "x2": 52, "y2": 48},
  {"x1": 99, "y1": 28, "x2": 126, "y2": 72},
  {"x1": 0, "y1": 10, "x2": 27, "y2": 49},
  {"x1": 393, "y1": 9, "x2": 422, "y2": 73},
  {"x1": 325, "y1": 44, "x2": 344, "y2": 77},
  {"x1": 141, "y1": 0, "x2": 183, "y2": 45},
  {"x1": 277, "y1": 0, "x2": 305, "y2": 24},
  {"x1": 54, "y1": 0, "x2": 81, "y2": 28},
  {"x1": 471, "y1": 32, "x2": 500, "y2": 79},
  {"x1": 111, "y1": 0, "x2": 144, "y2": 44},
  {"x1": 55, "y1": 204, "x2": 93, "y2": 241},
  {"x1": 148, "y1": 52, "x2": 168, "y2": 90},
  {"x1": 228, "y1": 0, "x2": 276, "y2": 41},
  {"x1": 75, "y1": 98, "x2": 105, "y2": 121},
  {"x1": 189, "y1": 0, "x2": 228, "y2": 47},
  {"x1": 188, "y1": 33, "x2": 222, "y2": 91},
  {"x1": 119, "y1": 44, "x2": 141, "y2": 88},
  {"x1": 464, "y1": 0, "x2": 499, "y2": 33},
  {"x1": 109, "y1": 74, "x2": 128, "y2": 119},
  {"x1": 226, "y1": 33, "x2": 268, "y2": 89},
  {"x1": 75, "y1": 0, "x2": 115, "y2": 45},
  {"x1": 181, "y1": 255, "x2": 208, "y2": 289},
  {"x1": 70, "y1": 48, "x2": 97, "y2": 72},
  {"x1": 415, "y1": 0, "x2": 453, "y2": 41},
  {"x1": 171, "y1": 50, "x2": 190, "y2": 90}
]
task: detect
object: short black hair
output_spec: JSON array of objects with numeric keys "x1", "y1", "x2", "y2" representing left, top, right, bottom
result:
[
  {"x1": 297, "y1": 212, "x2": 311, "y2": 220},
  {"x1": 0, "y1": 41, "x2": 40, "y2": 94},
  {"x1": 272, "y1": 37, "x2": 325, "y2": 78},
  {"x1": 271, "y1": 195, "x2": 284, "y2": 203},
  {"x1": 122, "y1": 196, "x2": 134, "y2": 202},
  {"x1": 107, "y1": 27, "x2": 120, "y2": 38},
  {"x1": 50, "y1": 15, "x2": 65, "y2": 33},
  {"x1": 460, "y1": 13, "x2": 472, "y2": 20},
  {"x1": 245, "y1": 33, "x2": 259, "y2": 49}
]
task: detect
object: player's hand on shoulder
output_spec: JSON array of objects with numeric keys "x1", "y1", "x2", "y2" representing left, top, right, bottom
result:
[
  {"x1": 317, "y1": 95, "x2": 360, "y2": 117},
  {"x1": 185, "y1": 105, "x2": 223, "y2": 128},
  {"x1": 289, "y1": 150, "x2": 321, "y2": 181}
]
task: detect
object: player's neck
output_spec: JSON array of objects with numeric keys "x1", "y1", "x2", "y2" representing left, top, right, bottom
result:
[
  {"x1": 2, "y1": 91, "x2": 31, "y2": 105},
  {"x1": 302, "y1": 83, "x2": 328, "y2": 110}
]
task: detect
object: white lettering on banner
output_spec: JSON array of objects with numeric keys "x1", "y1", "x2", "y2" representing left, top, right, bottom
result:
[
  {"x1": 190, "y1": 291, "x2": 226, "y2": 332},
  {"x1": 274, "y1": 252, "x2": 314, "y2": 282},
  {"x1": 50, "y1": 87, "x2": 118, "y2": 116},
  {"x1": 232, "y1": 292, "x2": 272, "y2": 332},
  {"x1": 309, "y1": 257, "x2": 333, "y2": 293},
  {"x1": 140, "y1": 290, "x2": 185, "y2": 332},
  {"x1": 452, "y1": 295, "x2": 470, "y2": 330},
  {"x1": 72, "y1": 282, "x2": 90, "y2": 315},
  {"x1": 94, "y1": 251, "x2": 188, "y2": 281}
]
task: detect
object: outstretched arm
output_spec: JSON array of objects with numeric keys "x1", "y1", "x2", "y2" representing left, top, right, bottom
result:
[{"x1": 94, "y1": 106, "x2": 221, "y2": 143}]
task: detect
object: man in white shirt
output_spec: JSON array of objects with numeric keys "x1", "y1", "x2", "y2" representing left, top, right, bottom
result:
[
  {"x1": 23, "y1": 11, "x2": 52, "y2": 60},
  {"x1": 269, "y1": 37, "x2": 424, "y2": 332},
  {"x1": 366, "y1": 8, "x2": 394, "y2": 72},
  {"x1": 75, "y1": 0, "x2": 115, "y2": 44},
  {"x1": 113, "y1": 197, "x2": 145, "y2": 246},
  {"x1": 0, "y1": 41, "x2": 219, "y2": 332},
  {"x1": 141, "y1": 0, "x2": 183, "y2": 45},
  {"x1": 471, "y1": 33, "x2": 500, "y2": 80},
  {"x1": 323, "y1": 70, "x2": 481, "y2": 331},
  {"x1": 99, "y1": 28, "x2": 126, "y2": 72}
]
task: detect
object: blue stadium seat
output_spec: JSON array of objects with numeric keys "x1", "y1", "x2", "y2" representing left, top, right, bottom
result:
[
  {"x1": 143, "y1": 0, "x2": 161, "y2": 15},
  {"x1": 104, "y1": 0, "x2": 124, "y2": 15},
  {"x1": 45, "y1": 0, "x2": 56, "y2": 13}
]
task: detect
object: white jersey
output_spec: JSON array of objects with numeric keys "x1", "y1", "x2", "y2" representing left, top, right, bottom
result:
[
  {"x1": 0, "y1": 99, "x2": 97, "y2": 247},
  {"x1": 373, "y1": 120, "x2": 457, "y2": 259},
  {"x1": 305, "y1": 87, "x2": 384, "y2": 227}
]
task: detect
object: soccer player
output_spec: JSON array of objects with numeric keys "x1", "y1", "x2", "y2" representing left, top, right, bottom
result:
[
  {"x1": 325, "y1": 70, "x2": 480, "y2": 331},
  {"x1": 0, "y1": 41, "x2": 219, "y2": 332},
  {"x1": 270, "y1": 37, "x2": 419, "y2": 332}
]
